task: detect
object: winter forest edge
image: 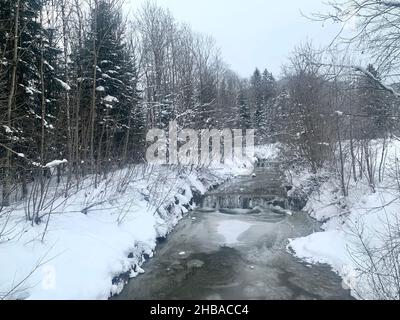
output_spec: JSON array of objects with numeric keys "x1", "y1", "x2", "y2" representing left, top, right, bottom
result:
[{"x1": 2, "y1": 0, "x2": 400, "y2": 301}]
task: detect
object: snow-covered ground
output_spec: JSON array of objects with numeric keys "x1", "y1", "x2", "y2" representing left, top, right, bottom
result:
[
  {"x1": 0, "y1": 154, "x2": 257, "y2": 300},
  {"x1": 288, "y1": 139, "x2": 400, "y2": 300}
]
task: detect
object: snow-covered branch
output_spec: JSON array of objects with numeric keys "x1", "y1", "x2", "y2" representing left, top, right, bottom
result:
[{"x1": 311, "y1": 61, "x2": 400, "y2": 97}]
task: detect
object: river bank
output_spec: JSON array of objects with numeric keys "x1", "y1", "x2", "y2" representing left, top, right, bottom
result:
[
  {"x1": 0, "y1": 164, "x2": 240, "y2": 300},
  {"x1": 113, "y1": 174, "x2": 352, "y2": 300}
]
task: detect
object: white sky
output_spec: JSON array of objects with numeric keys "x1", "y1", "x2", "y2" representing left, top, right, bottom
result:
[{"x1": 127, "y1": 0, "x2": 342, "y2": 78}]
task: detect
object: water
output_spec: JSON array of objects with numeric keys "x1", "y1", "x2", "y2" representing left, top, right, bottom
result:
[{"x1": 113, "y1": 175, "x2": 353, "y2": 300}]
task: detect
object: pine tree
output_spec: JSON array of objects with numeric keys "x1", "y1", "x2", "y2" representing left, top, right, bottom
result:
[
  {"x1": 261, "y1": 69, "x2": 277, "y2": 139},
  {"x1": 0, "y1": 0, "x2": 63, "y2": 205},
  {"x1": 238, "y1": 88, "x2": 251, "y2": 129},
  {"x1": 80, "y1": 0, "x2": 141, "y2": 169},
  {"x1": 250, "y1": 68, "x2": 263, "y2": 129}
]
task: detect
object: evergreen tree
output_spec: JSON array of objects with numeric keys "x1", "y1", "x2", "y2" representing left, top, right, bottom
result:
[
  {"x1": 250, "y1": 68, "x2": 263, "y2": 129},
  {"x1": 0, "y1": 0, "x2": 60, "y2": 155},
  {"x1": 0, "y1": 0, "x2": 65, "y2": 206},
  {"x1": 80, "y1": 0, "x2": 141, "y2": 166},
  {"x1": 261, "y1": 69, "x2": 277, "y2": 138},
  {"x1": 238, "y1": 88, "x2": 251, "y2": 129}
]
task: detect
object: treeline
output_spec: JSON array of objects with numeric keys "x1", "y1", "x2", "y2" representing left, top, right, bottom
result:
[
  {"x1": 0, "y1": 0, "x2": 280, "y2": 208},
  {"x1": 3, "y1": 0, "x2": 398, "y2": 209}
]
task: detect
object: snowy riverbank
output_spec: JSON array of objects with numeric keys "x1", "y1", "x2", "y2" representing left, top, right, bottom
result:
[
  {"x1": 288, "y1": 139, "x2": 400, "y2": 300},
  {"x1": 0, "y1": 163, "x2": 244, "y2": 299},
  {"x1": 0, "y1": 142, "x2": 273, "y2": 300}
]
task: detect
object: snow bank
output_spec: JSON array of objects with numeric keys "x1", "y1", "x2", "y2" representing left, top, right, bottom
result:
[
  {"x1": 288, "y1": 139, "x2": 400, "y2": 299},
  {"x1": 0, "y1": 161, "x2": 244, "y2": 300}
]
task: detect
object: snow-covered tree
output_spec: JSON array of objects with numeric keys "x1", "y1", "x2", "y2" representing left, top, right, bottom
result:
[
  {"x1": 0, "y1": 0, "x2": 63, "y2": 205},
  {"x1": 250, "y1": 68, "x2": 263, "y2": 129},
  {"x1": 238, "y1": 87, "x2": 251, "y2": 129}
]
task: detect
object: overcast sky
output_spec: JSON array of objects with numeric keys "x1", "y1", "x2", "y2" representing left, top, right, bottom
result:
[{"x1": 128, "y1": 0, "x2": 342, "y2": 78}]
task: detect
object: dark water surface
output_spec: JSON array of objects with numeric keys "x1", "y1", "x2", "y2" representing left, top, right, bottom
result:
[{"x1": 113, "y1": 175, "x2": 353, "y2": 300}]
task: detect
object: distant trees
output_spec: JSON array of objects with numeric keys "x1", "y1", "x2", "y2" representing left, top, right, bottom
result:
[{"x1": 245, "y1": 67, "x2": 278, "y2": 142}]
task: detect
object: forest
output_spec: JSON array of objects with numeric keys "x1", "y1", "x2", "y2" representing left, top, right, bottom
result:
[{"x1": 1, "y1": 0, "x2": 400, "y2": 301}]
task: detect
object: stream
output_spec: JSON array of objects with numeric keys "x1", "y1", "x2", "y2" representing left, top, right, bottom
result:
[{"x1": 113, "y1": 174, "x2": 353, "y2": 300}]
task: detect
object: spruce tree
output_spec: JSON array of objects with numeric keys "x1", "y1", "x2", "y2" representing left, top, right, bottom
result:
[
  {"x1": 0, "y1": 0, "x2": 63, "y2": 205},
  {"x1": 81, "y1": 0, "x2": 141, "y2": 167},
  {"x1": 251, "y1": 68, "x2": 263, "y2": 129},
  {"x1": 238, "y1": 88, "x2": 251, "y2": 129},
  {"x1": 261, "y1": 69, "x2": 277, "y2": 138}
]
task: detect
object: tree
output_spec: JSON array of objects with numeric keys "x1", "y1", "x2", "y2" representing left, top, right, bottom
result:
[
  {"x1": 314, "y1": 0, "x2": 400, "y2": 96},
  {"x1": 250, "y1": 68, "x2": 263, "y2": 129},
  {"x1": 78, "y1": 0, "x2": 141, "y2": 172},
  {"x1": 281, "y1": 44, "x2": 333, "y2": 172},
  {"x1": 261, "y1": 68, "x2": 277, "y2": 139},
  {"x1": 0, "y1": 0, "x2": 62, "y2": 206},
  {"x1": 238, "y1": 87, "x2": 251, "y2": 129},
  {"x1": 356, "y1": 64, "x2": 391, "y2": 139}
]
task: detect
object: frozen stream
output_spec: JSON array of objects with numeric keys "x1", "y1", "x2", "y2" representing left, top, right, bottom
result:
[{"x1": 114, "y1": 176, "x2": 353, "y2": 300}]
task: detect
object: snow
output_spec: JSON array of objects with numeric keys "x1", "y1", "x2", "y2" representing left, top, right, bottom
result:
[
  {"x1": 254, "y1": 143, "x2": 280, "y2": 161},
  {"x1": 289, "y1": 230, "x2": 350, "y2": 275},
  {"x1": 0, "y1": 158, "x2": 248, "y2": 300},
  {"x1": 25, "y1": 87, "x2": 34, "y2": 95},
  {"x1": 44, "y1": 60, "x2": 55, "y2": 71},
  {"x1": 2, "y1": 125, "x2": 13, "y2": 133},
  {"x1": 288, "y1": 139, "x2": 400, "y2": 299},
  {"x1": 45, "y1": 159, "x2": 68, "y2": 168},
  {"x1": 96, "y1": 86, "x2": 105, "y2": 92},
  {"x1": 55, "y1": 78, "x2": 71, "y2": 91},
  {"x1": 353, "y1": 65, "x2": 400, "y2": 97},
  {"x1": 103, "y1": 95, "x2": 119, "y2": 103},
  {"x1": 0, "y1": 142, "x2": 283, "y2": 300}
]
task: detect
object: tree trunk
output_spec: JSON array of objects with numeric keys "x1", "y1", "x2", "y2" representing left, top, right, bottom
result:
[
  {"x1": 337, "y1": 115, "x2": 347, "y2": 197},
  {"x1": 90, "y1": 0, "x2": 99, "y2": 185}
]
